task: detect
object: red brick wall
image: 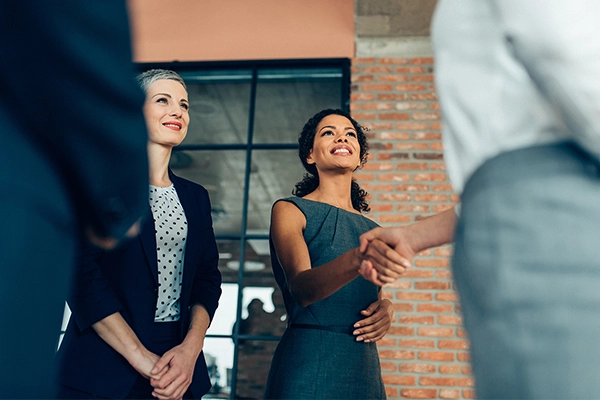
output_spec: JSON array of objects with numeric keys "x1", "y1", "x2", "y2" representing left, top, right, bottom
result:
[{"x1": 351, "y1": 57, "x2": 474, "y2": 400}]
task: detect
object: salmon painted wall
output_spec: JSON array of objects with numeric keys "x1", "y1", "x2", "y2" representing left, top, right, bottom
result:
[{"x1": 128, "y1": 0, "x2": 355, "y2": 62}]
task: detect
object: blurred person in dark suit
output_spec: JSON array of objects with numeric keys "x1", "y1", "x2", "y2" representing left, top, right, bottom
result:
[{"x1": 0, "y1": 1, "x2": 148, "y2": 397}]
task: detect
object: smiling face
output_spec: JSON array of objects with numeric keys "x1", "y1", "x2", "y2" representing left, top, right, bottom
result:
[
  {"x1": 306, "y1": 114, "x2": 361, "y2": 174},
  {"x1": 143, "y1": 78, "x2": 190, "y2": 148}
]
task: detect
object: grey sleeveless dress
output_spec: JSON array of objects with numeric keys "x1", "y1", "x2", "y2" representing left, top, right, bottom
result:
[{"x1": 264, "y1": 197, "x2": 386, "y2": 399}]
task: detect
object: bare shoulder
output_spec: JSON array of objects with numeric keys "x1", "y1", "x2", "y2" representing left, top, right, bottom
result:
[{"x1": 271, "y1": 199, "x2": 306, "y2": 231}]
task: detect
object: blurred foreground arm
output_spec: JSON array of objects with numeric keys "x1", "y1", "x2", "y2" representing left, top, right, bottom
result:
[{"x1": 359, "y1": 207, "x2": 457, "y2": 285}]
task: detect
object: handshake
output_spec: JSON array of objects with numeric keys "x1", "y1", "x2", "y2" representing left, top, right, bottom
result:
[{"x1": 357, "y1": 207, "x2": 457, "y2": 286}]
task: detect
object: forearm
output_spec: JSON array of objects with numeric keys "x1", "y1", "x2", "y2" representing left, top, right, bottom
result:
[
  {"x1": 179, "y1": 304, "x2": 210, "y2": 358},
  {"x1": 92, "y1": 312, "x2": 152, "y2": 368},
  {"x1": 289, "y1": 248, "x2": 362, "y2": 307},
  {"x1": 405, "y1": 207, "x2": 456, "y2": 254}
]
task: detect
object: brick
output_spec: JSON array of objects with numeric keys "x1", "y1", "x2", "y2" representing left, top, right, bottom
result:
[
  {"x1": 361, "y1": 162, "x2": 393, "y2": 171},
  {"x1": 378, "y1": 173, "x2": 411, "y2": 182},
  {"x1": 400, "y1": 389, "x2": 437, "y2": 399},
  {"x1": 370, "y1": 142, "x2": 394, "y2": 151},
  {"x1": 415, "y1": 258, "x2": 449, "y2": 267},
  {"x1": 396, "y1": 162, "x2": 428, "y2": 171},
  {"x1": 380, "y1": 361, "x2": 398, "y2": 372},
  {"x1": 380, "y1": 112, "x2": 411, "y2": 120},
  {"x1": 350, "y1": 93, "x2": 375, "y2": 101},
  {"x1": 399, "y1": 363, "x2": 436, "y2": 375},
  {"x1": 430, "y1": 162, "x2": 447, "y2": 170},
  {"x1": 361, "y1": 102, "x2": 393, "y2": 110},
  {"x1": 418, "y1": 327, "x2": 454, "y2": 337},
  {"x1": 386, "y1": 387, "x2": 398, "y2": 398},
  {"x1": 379, "y1": 74, "x2": 409, "y2": 82},
  {"x1": 378, "y1": 193, "x2": 411, "y2": 201},
  {"x1": 395, "y1": 84, "x2": 427, "y2": 91},
  {"x1": 438, "y1": 315, "x2": 462, "y2": 325},
  {"x1": 378, "y1": 93, "x2": 409, "y2": 101},
  {"x1": 362, "y1": 84, "x2": 393, "y2": 91},
  {"x1": 457, "y1": 352, "x2": 471, "y2": 362},
  {"x1": 462, "y1": 389, "x2": 477, "y2": 399},
  {"x1": 414, "y1": 281, "x2": 451, "y2": 290},
  {"x1": 430, "y1": 122, "x2": 443, "y2": 130},
  {"x1": 397, "y1": 143, "x2": 429, "y2": 150},
  {"x1": 385, "y1": 281, "x2": 411, "y2": 290},
  {"x1": 396, "y1": 184, "x2": 429, "y2": 191},
  {"x1": 430, "y1": 103, "x2": 441, "y2": 110},
  {"x1": 352, "y1": 74, "x2": 375, "y2": 82},
  {"x1": 395, "y1": 102, "x2": 428, "y2": 110},
  {"x1": 413, "y1": 152, "x2": 444, "y2": 160},
  {"x1": 411, "y1": 57, "x2": 434, "y2": 64},
  {"x1": 457, "y1": 328, "x2": 468, "y2": 338},
  {"x1": 380, "y1": 132, "x2": 411, "y2": 140},
  {"x1": 439, "y1": 340, "x2": 470, "y2": 350},
  {"x1": 388, "y1": 326, "x2": 416, "y2": 336},
  {"x1": 457, "y1": 377, "x2": 476, "y2": 387},
  {"x1": 436, "y1": 270, "x2": 452, "y2": 279},
  {"x1": 413, "y1": 112, "x2": 442, "y2": 120},
  {"x1": 411, "y1": 75, "x2": 435, "y2": 82},
  {"x1": 379, "y1": 350, "x2": 415, "y2": 360},
  {"x1": 432, "y1": 183, "x2": 453, "y2": 191},
  {"x1": 362, "y1": 183, "x2": 394, "y2": 191},
  {"x1": 383, "y1": 375, "x2": 416, "y2": 385},
  {"x1": 353, "y1": 57, "x2": 376, "y2": 64},
  {"x1": 369, "y1": 204, "x2": 394, "y2": 212},
  {"x1": 440, "y1": 389, "x2": 460, "y2": 399},
  {"x1": 417, "y1": 304, "x2": 453, "y2": 313},
  {"x1": 396, "y1": 122, "x2": 429, "y2": 130},
  {"x1": 462, "y1": 365, "x2": 472, "y2": 375},
  {"x1": 414, "y1": 194, "x2": 448, "y2": 202},
  {"x1": 418, "y1": 351, "x2": 455, "y2": 361},
  {"x1": 414, "y1": 173, "x2": 447, "y2": 181},
  {"x1": 439, "y1": 365, "x2": 461, "y2": 374},
  {"x1": 414, "y1": 132, "x2": 442, "y2": 140},
  {"x1": 365, "y1": 122, "x2": 394, "y2": 130},
  {"x1": 396, "y1": 66, "x2": 425, "y2": 74},
  {"x1": 363, "y1": 66, "x2": 392, "y2": 73},
  {"x1": 350, "y1": 112, "x2": 376, "y2": 120},
  {"x1": 392, "y1": 302, "x2": 414, "y2": 311},
  {"x1": 397, "y1": 292, "x2": 432, "y2": 301},
  {"x1": 399, "y1": 339, "x2": 435, "y2": 349},
  {"x1": 380, "y1": 57, "x2": 409, "y2": 64},
  {"x1": 378, "y1": 337, "x2": 397, "y2": 347},
  {"x1": 399, "y1": 315, "x2": 435, "y2": 325},
  {"x1": 420, "y1": 377, "x2": 456, "y2": 386},
  {"x1": 434, "y1": 247, "x2": 453, "y2": 256},
  {"x1": 411, "y1": 92, "x2": 438, "y2": 101}
]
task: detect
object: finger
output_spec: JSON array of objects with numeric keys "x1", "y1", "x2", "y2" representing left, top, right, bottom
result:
[
  {"x1": 366, "y1": 240, "x2": 411, "y2": 272},
  {"x1": 360, "y1": 301, "x2": 379, "y2": 316},
  {"x1": 359, "y1": 228, "x2": 381, "y2": 252},
  {"x1": 151, "y1": 354, "x2": 174, "y2": 376}
]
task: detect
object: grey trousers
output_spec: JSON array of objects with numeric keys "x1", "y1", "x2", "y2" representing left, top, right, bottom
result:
[{"x1": 453, "y1": 142, "x2": 600, "y2": 399}]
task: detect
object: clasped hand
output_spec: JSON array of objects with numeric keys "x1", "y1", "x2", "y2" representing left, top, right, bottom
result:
[{"x1": 358, "y1": 227, "x2": 415, "y2": 286}]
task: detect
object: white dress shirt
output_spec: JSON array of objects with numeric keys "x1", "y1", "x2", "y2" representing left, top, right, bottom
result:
[{"x1": 432, "y1": 0, "x2": 600, "y2": 193}]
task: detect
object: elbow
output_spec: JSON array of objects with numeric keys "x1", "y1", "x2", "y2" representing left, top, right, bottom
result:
[{"x1": 288, "y1": 282, "x2": 318, "y2": 308}]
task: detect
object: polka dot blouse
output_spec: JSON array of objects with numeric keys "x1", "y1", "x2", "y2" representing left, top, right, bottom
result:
[{"x1": 149, "y1": 184, "x2": 188, "y2": 322}]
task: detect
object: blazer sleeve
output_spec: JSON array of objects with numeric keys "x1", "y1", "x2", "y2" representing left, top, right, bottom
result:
[
  {"x1": 190, "y1": 187, "x2": 222, "y2": 322},
  {"x1": 67, "y1": 237, "x2": 125, "y2": 332}
]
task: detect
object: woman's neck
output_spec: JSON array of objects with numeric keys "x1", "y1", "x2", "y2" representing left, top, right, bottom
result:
[
  {"x1": 148, "y1": 143, "x2": 173, "y2": 187},
  {"x1": 303, "y1": 170, "x2": 356, "y2": 212}
]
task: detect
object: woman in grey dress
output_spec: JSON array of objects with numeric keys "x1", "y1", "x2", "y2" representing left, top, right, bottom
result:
[{"x1": 265, "y1": 109, "x2": 409, "y2": 399}]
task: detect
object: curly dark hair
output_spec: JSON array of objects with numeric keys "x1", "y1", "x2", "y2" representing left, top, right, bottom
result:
[{"x1": 293, "y1": 109, "x2": 370, "y2": 212}]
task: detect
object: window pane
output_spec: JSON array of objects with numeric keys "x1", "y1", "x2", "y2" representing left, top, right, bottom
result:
[
  {"x1": 170, "y1": 150, "x2": 246, "y2": 236},
  {"x1": 182, "y1": 73, "x2": 252, "y2": 145},
  {"x1": 253, "y1": 70, "x2": 342, "y2": 144},
  {"x1": 247, "y1": 149, "x2": 305, "y2": 232},
  {"x1": 203, "y1": 337, "x2": 234, "y2": 398}
]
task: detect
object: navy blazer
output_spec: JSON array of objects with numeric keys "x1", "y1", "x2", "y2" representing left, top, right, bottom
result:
[{"x1": 57, "y1": 172, "x2": 222, "y2": 398}]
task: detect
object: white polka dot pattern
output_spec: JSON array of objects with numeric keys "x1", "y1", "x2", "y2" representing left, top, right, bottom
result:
[{"x1": 149, "y1": 184, "x2": 187, "y2": 322}]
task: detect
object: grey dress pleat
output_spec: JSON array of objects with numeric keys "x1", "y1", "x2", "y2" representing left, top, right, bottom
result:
[{"x1": 265, "y1": 197, "x2": 386, "y2": 400}]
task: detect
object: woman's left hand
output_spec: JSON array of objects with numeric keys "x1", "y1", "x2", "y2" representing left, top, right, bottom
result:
[
  {"x1": 352, "y1": 299, "x2": 394, "y2": 343},
  {"x1": 150, "y1": 343, "x2": 198, "y2": 400}
]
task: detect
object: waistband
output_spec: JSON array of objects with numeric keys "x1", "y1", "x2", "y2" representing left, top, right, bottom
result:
[
  {"x1": 464, "y1": 141, "x2": 600, "y2": 195},
  {"x1": 289, "y1": 323, "x2": 354, "y2": 335}
]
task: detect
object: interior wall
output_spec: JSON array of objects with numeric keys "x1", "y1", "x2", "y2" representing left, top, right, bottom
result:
[{"x1": 128, "y1": 0, "x2": 355, "y2": 63}]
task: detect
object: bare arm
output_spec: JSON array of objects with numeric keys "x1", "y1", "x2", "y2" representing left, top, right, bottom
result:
[
  {"x1": 92, "y1": 312, "x2": 162, "y2": 380},
  {"x1": 271, "y1": 201, "x2": 408, "y2": 307},
  {"x1": 359, "y1": 206, "x2": 457, "y2": 285}
]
